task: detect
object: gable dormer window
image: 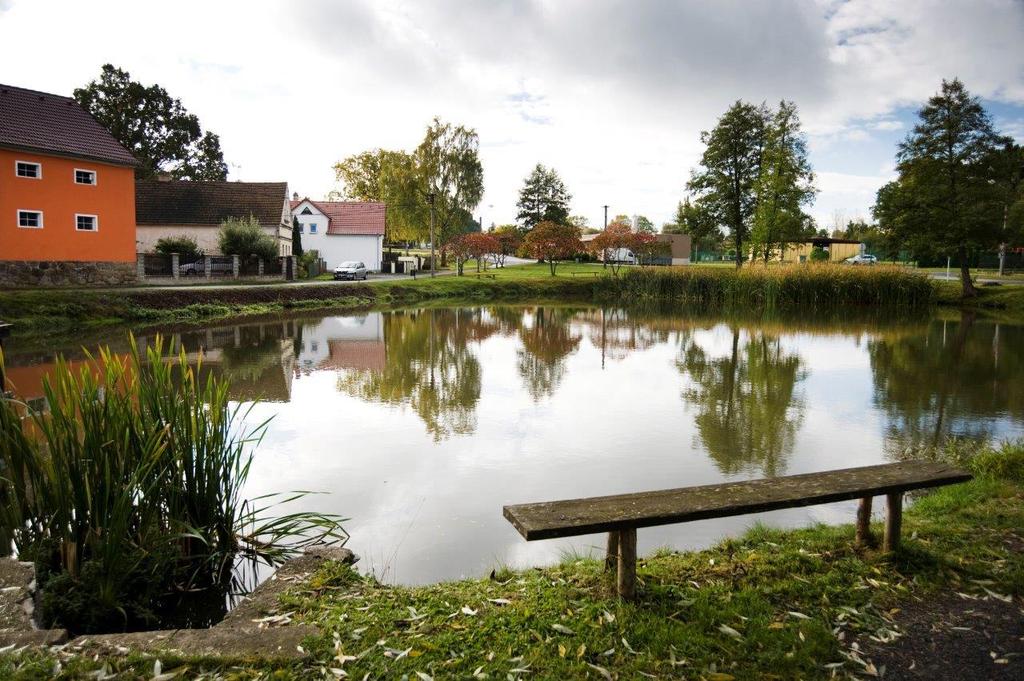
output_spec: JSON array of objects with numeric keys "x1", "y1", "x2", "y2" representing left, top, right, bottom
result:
[
  {"x1": 16, "y1": 161, "x2": 41, "y2": 179},
  {"x1": 300, "y1": 207, "x2": 313, "y2": 215},
  {"x1": 74, "y1": 169, "x2": 97, "y2": 185}
]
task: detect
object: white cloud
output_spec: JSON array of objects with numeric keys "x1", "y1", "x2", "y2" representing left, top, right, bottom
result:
[{"x1": 0, "y1": 0, "x2": 1021, "y2": 229}]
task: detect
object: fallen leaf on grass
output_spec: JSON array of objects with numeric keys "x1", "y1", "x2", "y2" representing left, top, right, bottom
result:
[
  {"x1": 462, "y1": 606, "x2": 478, "y2": 616},
  {"x1": 718, "y1": 624, "x2": 743, "y2": 639},
  {"x1": 587, "y1": 662, "x2": 613, "y2": 679},
  {"x1": 551, "y1": 624, "x2": 575, "y2": 635}
]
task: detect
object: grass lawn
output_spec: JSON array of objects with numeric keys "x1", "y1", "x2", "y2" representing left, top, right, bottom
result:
[
  {"x1": 918, "y1": 267, "x2": 1024, "y2": 281},
  {"x1": 933, "y1": 279, "x2": 1024, "y2": 314},
  {"x1": 2, "y1": 441, "x2": 1021, "y2": 679}
]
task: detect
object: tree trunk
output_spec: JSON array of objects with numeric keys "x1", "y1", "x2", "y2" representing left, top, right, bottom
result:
[{"x1": 957, "y1": 246, "x2": 976, "y2": 298}]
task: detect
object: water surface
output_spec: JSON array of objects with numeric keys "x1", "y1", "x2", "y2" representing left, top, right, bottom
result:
[{"x1": 6, "y1": 305, "x2": 1023, "y2": 585}]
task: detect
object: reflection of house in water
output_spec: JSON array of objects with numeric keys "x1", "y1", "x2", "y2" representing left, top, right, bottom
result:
[
  {"x1": 296, "y1": 313, "x2": 386, "y2": 375},
  {"x1": 137, "y1": 321, "x2": 297, "y2": 403}
]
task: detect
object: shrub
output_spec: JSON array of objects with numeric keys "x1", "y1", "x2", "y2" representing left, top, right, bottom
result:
[
  {"x1": 154, "y1": 235, "x2": 202, "y2": 259},
  {"x1": 809, "y1": 246, "x2": 830, "y2": 262},
  {"x1": 0, "y1": 337, "x2": 346, "y2": 634},
  {"x1": 602, "y1": 264, "x2": 933, "y2": 309},
  {"x1": 218, "y1": 215, "x2": 279, "y2": 261}
]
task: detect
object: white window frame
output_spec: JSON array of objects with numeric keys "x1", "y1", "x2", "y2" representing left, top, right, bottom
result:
[
  {"x1": 17, "y1": 209, "x2": 44, "y2": 229},
  {"x1": 15, "y1": 160, "x2": 41, "y2": 179},
  {"x1": 74, "y1": 213, "x2": 99, "y2": 232},
  {"x1": 309, "y1": 222, "x2": 318, "y2": 234},
  {"x1": 74, "y1": 168, "x2": 97, "y2": 186}
]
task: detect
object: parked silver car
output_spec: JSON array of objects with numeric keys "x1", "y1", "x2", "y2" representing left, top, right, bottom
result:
[
  {"x1": 844, "y1": 254, "x2": 878, "y2": 265},
  {"x1": 334, "y1": 261, "x2": 368, "y2": 280}
]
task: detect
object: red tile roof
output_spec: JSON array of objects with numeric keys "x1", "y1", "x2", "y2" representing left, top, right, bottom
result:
[
  {"x1": 291, "y1": 198, "x2": 385, "y2": 236},
  {"x1": 0, "y1": 84, "x2": 137, "y2": 167},
  {"x1": 320, "y1": 340, "x2": 386, "y2": 372}
]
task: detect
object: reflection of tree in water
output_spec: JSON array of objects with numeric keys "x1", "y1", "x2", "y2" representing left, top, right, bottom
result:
[
  {"x1": 678, "y1": 328, "x2": 805, "y2": 477},
  {"x1": 869, "y1": 314, "x2": 1024, "y2": 450},
  {"x1": 337, "y1": 308, "x2": 500, "y2": 441},
  {"x1": 517, "y1": 307, "x2": 582, "y2": 401}
]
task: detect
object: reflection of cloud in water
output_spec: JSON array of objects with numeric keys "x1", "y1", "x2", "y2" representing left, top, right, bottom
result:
[{"x1": 6, "y1": 307, "x2": 1024, "y2": 586}]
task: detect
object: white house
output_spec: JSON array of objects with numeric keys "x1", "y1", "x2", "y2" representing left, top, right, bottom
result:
[{"x1": 290, "y1": 197, "x2": 385, "y2": 270}]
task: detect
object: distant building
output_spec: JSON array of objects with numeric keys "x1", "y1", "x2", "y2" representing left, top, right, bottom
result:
[
  {"x1": 0, "y1": 83, "x2": 138, "y2": 286},
  {"x1": 291, "y1": 197, "x2": 385, "y2": 271},
  {"x1": 655, "y1": 234, "x2": 692, "y2": 265},
  {"x1": 776, "y1": 237, "x2": 863, "y2": 263},
  {"x1": 136, "y1": 180, "x2": 293, "y2": 255}
]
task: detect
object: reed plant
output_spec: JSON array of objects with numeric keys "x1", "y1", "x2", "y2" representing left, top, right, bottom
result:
[
  {"x1": 0, "y1": 336, "x2": 346, "y2": 633},
  {"x1": 606, "y1": 263, "x2": 933, "y2": 309}
]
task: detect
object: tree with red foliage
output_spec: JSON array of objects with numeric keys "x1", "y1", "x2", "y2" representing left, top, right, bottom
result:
[
  {"x1": 445, "y1": 235, "x2": 473, "y2": 275},
  {"x1": 633, "y1": 231, "x2": 670, "y2": 265},
  {"x1": 522, "y1": 221, "x2": 582, "y2": 276},
  {"x1": 462, "y1": 232, "x2": 500, "y2": 272},
  {"x1": 589, "y1": 220, "x2": 636, "y2": 275},
  {"x1": 492, "y1": 225, "x2": 523, "y2": 268}
]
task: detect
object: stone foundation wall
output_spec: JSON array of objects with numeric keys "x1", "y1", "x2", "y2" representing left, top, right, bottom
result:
[{"x1": 0, "y1": 260, "x2": 137, "y2": 288}]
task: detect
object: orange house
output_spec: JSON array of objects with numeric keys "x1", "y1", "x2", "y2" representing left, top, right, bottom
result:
[{"x1": 0, "y1": 84, "x2": 138, "y2": 286}]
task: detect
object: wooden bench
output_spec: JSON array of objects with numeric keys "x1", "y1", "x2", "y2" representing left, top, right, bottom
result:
[
  {"x1": 503, "y1": 461, "x2": 970, "y2": 600},
  {"x1": 474, "y1": 273, "x2": 497, "y2": 280},
  {"x1": 570, "y1": 271, "x2": 601, "y2": 277}
]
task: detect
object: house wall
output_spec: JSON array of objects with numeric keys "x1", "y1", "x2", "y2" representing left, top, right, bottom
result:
[
  {"x1": 0, "y1": 149, "x2": 136, "y2": 263},
  {"x1": 306, "y1": 233, "x2": 383, "y2": 270},
  {"x1": 780, "y1": 242, "x2": 862, "y2": 263},
  {"x1": 137, "y1": 223, "x2": 290, "y2": 255}
]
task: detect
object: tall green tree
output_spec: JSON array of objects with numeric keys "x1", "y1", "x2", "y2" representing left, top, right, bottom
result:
[
  {"x1": 74, "y1": 64, "x2": 228, "y2": 180},
  {"x1": 415, "y1": 118, "x2": 484, "y2": 265},
  {"x1": 291, "y1": 217, "x2": 304, "y2": 257},
  {"x1": 664, "y1": 198, "x2": 724, "y2": 258},
  {"x1": 634, "y1": 215, "x2": 656, "y2": 233},
  {"x1": 988, "y1": 139, "x2": 1024, "y2": 274},
  {"x1": 750, "y1": 101, "x2": 816, "y2": 261},
  {"x1": 687, "y1": 101, "x2": 769, "y2": 267},
  {"x1": 516, "y1": 164, "x2": 572, "y2": 229},
  {"x1": 333, "y1": 149, "x2": 427, "y2": 244},
  {"x1": 880, "y1": 79, "x2": 1003, "y2": 296}
]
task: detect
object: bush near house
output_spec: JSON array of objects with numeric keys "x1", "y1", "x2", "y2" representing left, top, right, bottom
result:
[
  {"x1": 218, "y1": 215, "x2": 278, "y2": 262},
  {"x1": 153, "y1": 235, "x2": 202, "y2": 259}
]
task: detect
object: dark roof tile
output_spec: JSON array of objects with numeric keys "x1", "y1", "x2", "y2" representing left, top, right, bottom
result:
[
  {"x1": 136, "y1": 180, "x2": 288, "y2": 226},
  {"x1": 0, "y1": 84, "x2": 137, "y2": 166}
]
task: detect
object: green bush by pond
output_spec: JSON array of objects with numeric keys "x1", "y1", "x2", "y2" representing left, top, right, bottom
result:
[
  {"x1": 605, "y1": 264, "x2": 934, "y2": 308},
  {"x1": 0, "y1": 337, "x2": 346, "y2": 634}
]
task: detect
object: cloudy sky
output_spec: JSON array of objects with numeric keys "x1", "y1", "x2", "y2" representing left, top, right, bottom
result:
[{"x1": 2, "y1": 0, "x2": 1023, "y2": 230}]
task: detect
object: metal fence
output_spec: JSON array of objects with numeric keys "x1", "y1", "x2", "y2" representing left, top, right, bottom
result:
[
  {"x1": 264, "y1": 257, "x2": 283, "y2": 276},
  {"x1": 239, "y1": 255, "x2": 261, "y2": 276},
  {"x1": 143, "y1": 253, "x2": 173, "y2": 277}
]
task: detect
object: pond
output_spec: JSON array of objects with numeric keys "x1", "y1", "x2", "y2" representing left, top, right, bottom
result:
[{"x1": 4, "y1": 305, "x2": 1023, "y2": 586}]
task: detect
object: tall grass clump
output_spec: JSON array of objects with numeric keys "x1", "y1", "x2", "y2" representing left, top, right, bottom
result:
[
  {"x1": 607, "y1": 264, "x2": 933, "y2": 310},
  {"x1": 0, "y1": 336, "x2": 346, "y2": 634}
]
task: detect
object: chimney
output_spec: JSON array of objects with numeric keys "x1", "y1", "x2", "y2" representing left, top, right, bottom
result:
[
  {"x1": 292, "y1": 192, "x2": 299, "y2": 201},
  {"x1": 156, "y1": 171, "x2": 173, "y2": 182}
]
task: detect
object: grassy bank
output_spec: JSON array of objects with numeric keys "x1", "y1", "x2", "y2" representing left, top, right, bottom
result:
[
  {"x1": 0, "y1": 264, "x2": 942, "y2": 337},
  {"x1": 2, "y1": 440, "x2": 1021, "y2": 679},
  {"x1": 933, "y1": 279, "x2": 1024, "y2": 314}
]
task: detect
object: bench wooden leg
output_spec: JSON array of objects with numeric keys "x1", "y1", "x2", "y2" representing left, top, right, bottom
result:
[
  {"x1": 884, "y1": 492, "x2": 903, "y2": 552},
  {"x1": 617, "y1": 528, "x2": 637, "y2": 601},
  {"x1": 605, "y1": 531, "x2": 619, "y2": 572},
  {"x1": 856, "y1": 496, "x2": 873, "y2": 547}
]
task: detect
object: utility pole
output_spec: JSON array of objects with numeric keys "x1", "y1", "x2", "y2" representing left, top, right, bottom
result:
[
  {"x1": 428, "y1": 192, "x2": 436, "y2": 278},
  {"x1": 603, "y1": 205, "x2": 609, "y2": 269}
]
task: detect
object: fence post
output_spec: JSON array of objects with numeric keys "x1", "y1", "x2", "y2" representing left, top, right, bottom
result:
[
  {"x1": 204, "y1": 256, "x2": 212, "y2": 279},
  {"x1": 258, "y1": 257, "x2": 264, "y2": 276},
  {"x1": 136, "y1": 253, "x2": 146, "y2": 280},
  {"x1": 232, "y1": 254, "x2": 240, "y2": 279},
  {"x1": 292, "y1": 256, "x2": 298, "y2": 280},
  {"x1": 171, "y1": 253, "x2": 180, "y2": 279}
]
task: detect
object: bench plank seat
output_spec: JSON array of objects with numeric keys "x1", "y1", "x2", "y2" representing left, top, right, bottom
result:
[{"x1": 503, "y1": 461, "x2": 970, "y2": 541}]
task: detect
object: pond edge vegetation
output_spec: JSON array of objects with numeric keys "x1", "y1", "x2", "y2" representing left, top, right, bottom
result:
[
  {"x1": 0, "y1": 265, "x2": 974, "y2": 340},
  {"x1": 0, "y1": 337, "x2": 347, "y2": 635}
]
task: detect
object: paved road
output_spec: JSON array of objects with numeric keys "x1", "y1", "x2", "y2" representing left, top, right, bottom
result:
[{"x1": 74, "y1": 259, "x2": 538, "y2": 294}]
